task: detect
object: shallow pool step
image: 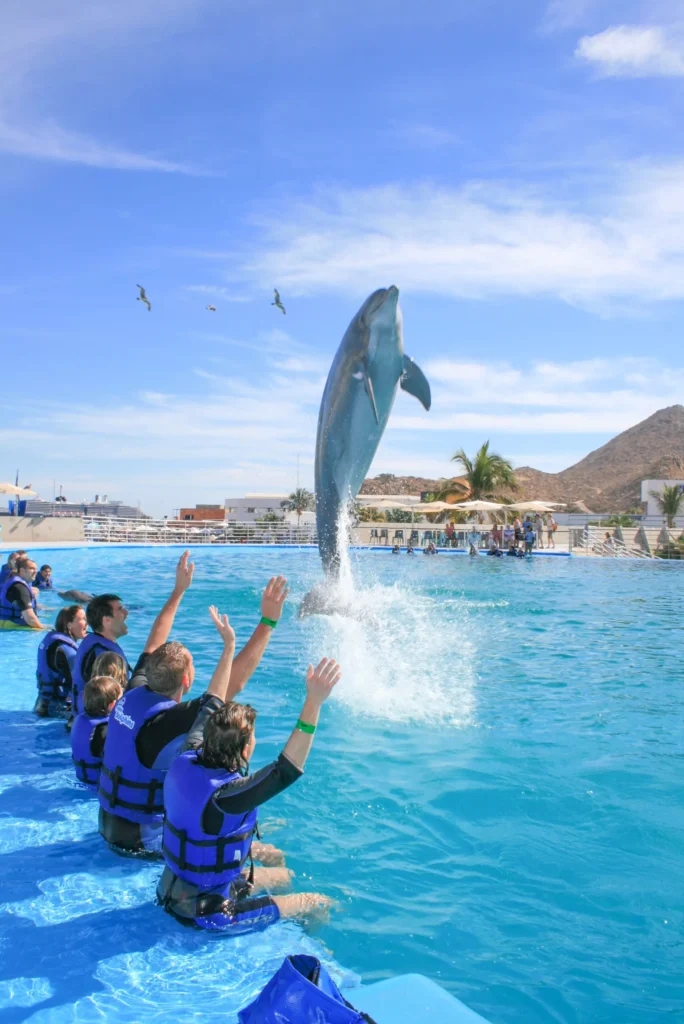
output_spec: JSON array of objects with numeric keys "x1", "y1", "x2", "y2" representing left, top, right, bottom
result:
[{"x1": 358, "y1": 974, "x2": 491, "y2": 1023}]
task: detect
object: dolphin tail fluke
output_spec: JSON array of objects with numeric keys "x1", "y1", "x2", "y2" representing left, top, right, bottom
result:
[{"x1": 400, "y1": 355, "x2": 431, "y2": 410}]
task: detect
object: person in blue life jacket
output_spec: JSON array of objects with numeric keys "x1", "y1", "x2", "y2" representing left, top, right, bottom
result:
[
  {"x1": 70, "y1": 550, "x2": 197, "y2": 720},
  {"x1": 71, "y1": 674, "x2": 124, "y2": 791},
  {"x1": 34, "y1": 604, "x2": 89, "y2": 717},
  {"x1": 98, "y1": 575, "x2": 289, "y2": 858},
  {"x1": 34, "y1": 565, "x2": 53, "y2": 590},
  {"x1": 157, "y1": 653, "x2": 340, "y2": 933},
  {"x1": 0, "y1": 556, "x2": 46, "y2": 630},
  {"x1": 524, "y1": 522, "x2": 536, "y2": 555},
  {"x1": 0, "y1": 550, "x2": 27, "y2": 585},
  {"x1": 506, "y1": 542, "x2": 524, "y2": 558}
]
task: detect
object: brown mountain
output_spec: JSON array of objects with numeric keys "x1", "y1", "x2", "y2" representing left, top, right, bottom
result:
[{"x1": 361, "y1": 405, "x2": 684, "y2": 512}]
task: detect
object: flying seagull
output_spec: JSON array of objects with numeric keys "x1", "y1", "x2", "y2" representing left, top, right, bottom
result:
[
  {"x1": 136, "y1": 284, "x2": 151, "y2": 312},
  {"x1": 206, "y1": 305, "x2": 216, "y2": 312},
  {"x1": 272, "y1": 288, "x2": 286, "y2": 315}
]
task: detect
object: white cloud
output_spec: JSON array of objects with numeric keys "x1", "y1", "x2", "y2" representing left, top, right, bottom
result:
[
  {"x1": 238, "y1": 164, "x2": 684, "y2": 309},
  {"x1": 6, "y1": 348, "x2": 682, "y2": 515},
  {"x1": 576, "y1": 25, "x2": 684, "y2": 77},
  {"x1": 0, "y1": 0, "x2": 212, "y2": 173},
  {"x1": 185, "y1": 286, "x2": 253, "y2": 303},
  {"x1": 0, "y1": 121, "x2": 199, "y2": 173},
  {"x1": 389, "y1": 121, "x2": 460, "y2": 148},
  {"x1": 541, "y1": 0, "x2": 595, "y2": 34}
]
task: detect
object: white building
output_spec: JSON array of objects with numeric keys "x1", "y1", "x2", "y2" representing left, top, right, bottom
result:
[
  {"x1": 641, "y1": 479, "x2": 684, "y2": 517},
  {"x1": 224, "y1": 494, "x2": 315, "y2": 526}
]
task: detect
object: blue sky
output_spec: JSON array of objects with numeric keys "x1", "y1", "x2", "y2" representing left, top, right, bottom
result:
[{"x1": 2, "y1": 0, "x2": 684, "y2": 515}]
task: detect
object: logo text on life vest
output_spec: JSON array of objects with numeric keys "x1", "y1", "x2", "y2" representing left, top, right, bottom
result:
[{"x1": 114, "y1": 700, "x2": 135, "y2": 730}]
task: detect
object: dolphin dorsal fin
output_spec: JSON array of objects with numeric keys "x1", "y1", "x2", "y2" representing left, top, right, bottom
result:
[{"x1": 400, "y1": 355, "x2": 431, "y2": 410}]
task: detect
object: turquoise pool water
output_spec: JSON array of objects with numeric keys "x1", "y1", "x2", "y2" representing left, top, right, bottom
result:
[{"x1": 0, "y1": 547, "x2": 682, "y2": 1023}]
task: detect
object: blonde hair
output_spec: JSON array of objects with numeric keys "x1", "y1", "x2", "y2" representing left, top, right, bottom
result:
[
  {"x1": 91, "y1": 651, "x2": 128, "y2": 689},
  {"x1": 145, "y1": 640, "x2": 192, "y2": 697}
]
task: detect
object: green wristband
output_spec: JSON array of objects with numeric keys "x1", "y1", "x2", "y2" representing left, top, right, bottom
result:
[
  {"x1": 296, "y1": 719, "x2": 316, "y2": 735},
  {"x1": 260, "y1": 616, "x2": 278, "y2": 628}
]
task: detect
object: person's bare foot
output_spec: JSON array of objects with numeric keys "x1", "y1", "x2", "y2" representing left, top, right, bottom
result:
[
  {"x1": 250, "y1": 866, "x2": 294, "y2": 892},
  {"x1": 252, "y1": 842, "x2": 286, "y2": 867},
  {"x1": 273, "y1": 893, "x2": 335, "y2": 923}
]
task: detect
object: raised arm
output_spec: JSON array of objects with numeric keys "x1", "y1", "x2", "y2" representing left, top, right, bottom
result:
[
  {"x1": 205, "y1": 605, "x2": 237, "y2": 701},
  {"x1": 143, "y1": 551, "x2": 194, "y2": 654},
  {"x1": 282, "y1": 658, "x2": 341, "y2": 770},
  {"x1": 226, "y1": 576, "x2": 289, "y2": 701}
]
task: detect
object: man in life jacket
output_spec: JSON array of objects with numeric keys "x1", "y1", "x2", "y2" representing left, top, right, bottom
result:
[
  {"x1": 33, "y1": 564, "x2": 53, "y2": 590},
  {"x1": 98, "y1": 575, "x2": 289, "y2": 857},
  {"x1": 0, "y1": 556, "x2": 45, "y2": 630},
  {"x1": 71, "y1": 550, "x2": 197, "y2": 718},
  {"x1": 35, "y1": 604, "x2": 88, "y2": 717},
  {"x1": 157, "y1": 655, "x2": 340, "y2": 932},
  {"x1": 71, "y1": 675, "x2": 123, "y2": 791}
]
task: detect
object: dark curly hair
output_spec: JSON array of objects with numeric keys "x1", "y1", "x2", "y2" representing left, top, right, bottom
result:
[{"x1": 201, "y1": 702, "x2": 257, "y2": 772}]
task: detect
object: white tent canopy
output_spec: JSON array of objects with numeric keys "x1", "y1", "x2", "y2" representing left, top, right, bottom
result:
[
  {"x1": 506, "y1": 500, "x2": 565, "y2": 511},
  {"x1": 451, "y1": 500, "x2": 505, "y2": 511}
]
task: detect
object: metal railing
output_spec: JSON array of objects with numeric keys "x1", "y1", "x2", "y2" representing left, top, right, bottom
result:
[
  {"x1": 570, "y1": 526, "x2": 654, "y2": 559},
  {"x1": 83, "y1": 517, "x2": 318, "y2": 545}
]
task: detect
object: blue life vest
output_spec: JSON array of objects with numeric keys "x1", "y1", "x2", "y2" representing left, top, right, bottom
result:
[
  {"x1": 238, "y1": 956, "x2": 376, "y2": 1024},
  {"x1": 162, "y1": 751, "x2": 257, "y2": 892},
  {"x1": 0, "y1": 563, "x2": 11, "y2": 584},
  {"x1": 71, "y1": 712, "x2": 108, "y2": 790},
  {"x1": 33, "y1": 572, "x2": 53, "y2": 591},
  {"x1": 72, "y1": 633, "x2": 129, "y2": 714},
  {"x1": 36, "y1": 631, "x2": 78, "y2": 700},
  {"x1": 0, "y1": 574, "x2": 37, "y2": 625},
  {"x1": 98, "y1": 686, "x2": 177, "y2": 825}
]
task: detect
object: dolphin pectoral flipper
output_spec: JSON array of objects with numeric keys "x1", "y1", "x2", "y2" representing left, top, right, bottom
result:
[
  {"x1": 362, "y1": 366, "x2": 380, "y2": 424},
  {"x1": 400, "y1": 355, "x2": 431, "y2": 411}
]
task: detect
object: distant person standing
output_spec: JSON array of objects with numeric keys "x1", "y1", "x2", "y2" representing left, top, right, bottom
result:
[
  {"x1": 535, "y1": 514, "x2": 544, "y2": 549},
  {"x1": 513, "y1": 518, "x2": 524, "y2": 550},
  {"x1": 546, "y1": 514, "x2": 557, "y2": 549},
  {"x1": 524, "y1": 522, "x2": 536, "y2": 555},
  {"x1": 446, "y1": 522, "x2": 455, "y2": 548}
]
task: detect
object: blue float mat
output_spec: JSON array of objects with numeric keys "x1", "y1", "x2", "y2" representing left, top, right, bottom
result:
[{"x1": 357, "y1": 974, "x2": 492, "y2": 1023}]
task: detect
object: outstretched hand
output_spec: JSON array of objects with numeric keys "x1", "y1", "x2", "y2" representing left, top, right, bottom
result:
[
  {"x1": 305, "y1": 658, "x2": 341, "y2": 706},
  {"x1": 261, "y1": 576, "x2": 289, "y2": 622},
  {"x1": 209, "y1": 605, "x2": 235, "y2": 648},
  {"x1": 175, "y1": 550, "x2": 195, "y2": 593}
]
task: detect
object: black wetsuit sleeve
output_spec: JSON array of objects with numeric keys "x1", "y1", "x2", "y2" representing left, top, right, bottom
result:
[
  {"x1": 210, "y1": 754, "x2": 303, "y2": 819},
  {"x1": 52, "y1": 647, "x2": 74, "y2": 688},
  {"x1": 136, "y1": 695, "x2": 222, "y2": 769},
  {"x1": 127, "y1": 652, "x2": 149, "y2": 691},
  {"x1": 90, "y1": 722, "x2": 108, "y2": 759},
  {"x1": 6, "y1": 583, "x2": 31, "y2": 611},
  {"x1": 181, "y1": 694, "x2": 225, "y2": 752}
]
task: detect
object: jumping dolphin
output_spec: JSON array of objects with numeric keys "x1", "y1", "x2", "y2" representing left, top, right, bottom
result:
[{"x1": 311, "y1": 285, "x2": 430, "y2": 586}]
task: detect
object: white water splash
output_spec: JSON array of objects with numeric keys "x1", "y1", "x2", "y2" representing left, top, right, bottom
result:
[{"x1": 304, "y1": 506, "x2": 476, "y2": 726}]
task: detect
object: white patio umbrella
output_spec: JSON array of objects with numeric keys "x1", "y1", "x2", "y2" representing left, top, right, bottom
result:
[
  {"x1": 0, "y1": 483, "x2": 37, "y2": 496},
  {"x1": 451, "y1": 500, "x2": 505, "y2": 512},
  {"x1": 506, "y1": 500, "x2": 565, "y2": 512},
  {"x1": 363, "y1": 498, "x2": 411, "y2": 509}
]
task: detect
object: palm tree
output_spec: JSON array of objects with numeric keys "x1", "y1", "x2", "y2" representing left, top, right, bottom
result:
[
  {"x1": 650, "y1": 484, "x2": 684, "y2": 527},
  {"x1": 281, "y1": 488, "x2": 315, "y2": 524},
  {"x1": 436, "y1": 441, "x2": 518, "y2": 503}
]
